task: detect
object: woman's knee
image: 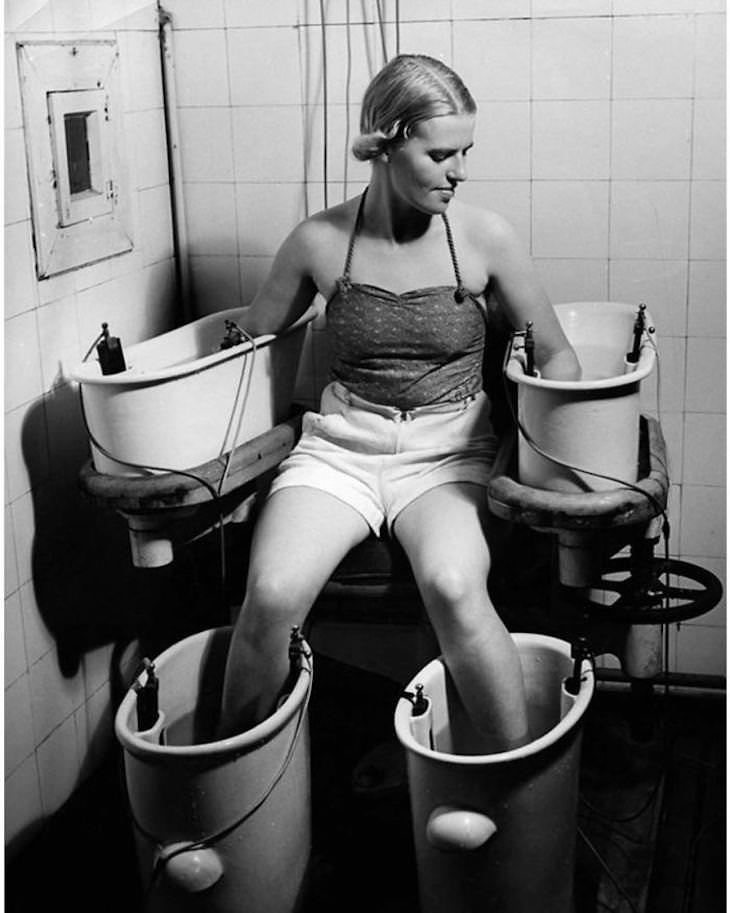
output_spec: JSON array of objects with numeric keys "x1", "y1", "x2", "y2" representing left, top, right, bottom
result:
[
  {"x1": 418, "y1": 560, "x2": 489, "y2": 610},
  {"x1": 239, "y1": 572, "x2": 311, "y2": 638}
]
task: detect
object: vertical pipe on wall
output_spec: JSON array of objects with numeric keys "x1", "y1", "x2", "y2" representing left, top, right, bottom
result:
[{"x1": 158, "y1": 3, "x2": 193, "y2": 324}]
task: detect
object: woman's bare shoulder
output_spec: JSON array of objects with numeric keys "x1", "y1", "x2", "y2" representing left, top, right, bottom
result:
[
  {"x1": 272, "y1": 196, "x2": 361, "y2": 297},
  {"x1": 283, "y1": 197, "x2": 359, "y2": 263},
  {"x1": 453, "y1": 200, "x2": 520, "y2": 251}
]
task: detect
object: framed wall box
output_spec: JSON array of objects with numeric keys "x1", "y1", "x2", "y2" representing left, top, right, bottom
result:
[{"x1": 17, "y1": 39, "x2": 134, "y2": 279}]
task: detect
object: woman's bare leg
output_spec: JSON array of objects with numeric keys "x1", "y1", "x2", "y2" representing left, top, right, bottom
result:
[
  {"x1": 219, "y1": 486, "x2": 370, "y2": 736},
  {"x1": 393, "y1": 482, "x2": 529, "y2": 751}
]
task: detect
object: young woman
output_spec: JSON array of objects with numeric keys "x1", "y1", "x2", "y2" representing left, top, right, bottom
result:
[{"x1": 218, "y1": 54, "x2": 580, "y2": 749}]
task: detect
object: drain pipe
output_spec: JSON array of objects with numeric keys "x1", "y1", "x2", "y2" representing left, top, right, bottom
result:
[
  {"x1": 158, "y1": 3, "x2": 193, "y2": 324},
  {"x1": 596, "y1": 668, "x2": 726, "y2": 699}
]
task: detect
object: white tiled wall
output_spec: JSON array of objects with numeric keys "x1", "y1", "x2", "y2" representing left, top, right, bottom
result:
[
  {"x1": 165, "y1": 0, "x2": 725, "y2": 680},
  {"x1": 5, "y1": 0, "x2": 726, "y2": 858},
  {"x1": 5, "y1": 1, "x2": 177, "y2": 854}
]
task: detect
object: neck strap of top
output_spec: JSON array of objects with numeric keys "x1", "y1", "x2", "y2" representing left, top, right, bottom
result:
[
  {"x1": 341, "y1": 187, "x2": 468, "y2": 302},
  {"x1": 341, "y1": 189, "x2": 368, "y2": 285}
]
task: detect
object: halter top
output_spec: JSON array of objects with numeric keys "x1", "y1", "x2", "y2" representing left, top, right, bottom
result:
[{"x1": 326, "y1": 191, "x2": 487, "y2": 409}]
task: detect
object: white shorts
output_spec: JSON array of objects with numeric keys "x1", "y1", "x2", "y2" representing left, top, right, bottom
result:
[{"x1": 268, "y1": 381, "x2": 499, "y2": 534}]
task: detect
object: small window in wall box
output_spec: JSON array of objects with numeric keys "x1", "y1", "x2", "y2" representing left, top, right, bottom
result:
[
  {"x1": 17, "y1": 41, "x2": 133, "y2": 278},
  {"x1": 65, "y1": 112, "x2": 93, "y2": 194}
]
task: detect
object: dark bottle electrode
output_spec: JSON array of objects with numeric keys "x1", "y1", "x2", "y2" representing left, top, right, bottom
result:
[
  {"x1": 133, "y1": 659, "x2": 159, "y2": 731},
  {"x1": 411, "y1": 683, "x2": 429, "y2": 717},
  {"x1": 524, "y1": 321, "x2": 536, "y2": 377},
  {"x1": 626, "y1": 303, "x2": 647, "y2": 364},
  {"x1": 96, "y1": 322, "x2": 127, "y2": 375}
]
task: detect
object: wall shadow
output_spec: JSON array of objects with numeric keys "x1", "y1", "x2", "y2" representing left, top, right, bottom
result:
[{"x1": 22, "y1": 383, "x2": 247, "y2": 705}]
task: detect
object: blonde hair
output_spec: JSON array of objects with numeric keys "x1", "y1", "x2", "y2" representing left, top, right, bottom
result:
[{"x1": 352, "y1": 54, "x2": 476, "y2": 162}]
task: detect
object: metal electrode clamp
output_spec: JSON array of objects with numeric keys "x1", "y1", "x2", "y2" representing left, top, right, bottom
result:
[
  {"x1": 288, "y1": 625, "x2": 311, "y2": 666},
  {"x1": 401, "y1": 683, "x2": 435, "y2": 750},
  {"x1": 565, "y1": 636, "x2": 593, "y2": 696},
  {"x1": 400, "y1": 683, "x2": 428, "y2": 715},
  {"x1": 504, "y1": 324, "x2": 537, "y2": 378},
  {"x1": 277, "y1": 626, "x2": 313, "y2": 703},
  {"x1": 219, "y1": 319, "x2": 246, "y2": 350}
]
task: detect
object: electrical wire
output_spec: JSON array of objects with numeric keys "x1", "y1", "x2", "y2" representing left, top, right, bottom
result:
[
  {"x1": 643, "y1": 330, "x2": 674, "y2": 696},
  {"x1": 296, "y1": 21, "x2": 310, "y2": 219},
  {"x1": 82, "y1": 323, "x2": 307, "y2": 912},
  {"x1": 579, "y1": 727, "x2": 718, "y2": 913},
  {"x1": 137, "y1": 650, "x2": 314, "y2": 908},
  {"x1": 77, "y1": 322, "x2": 259, "y2": 607},
  {"x1": 216, "y1": 322, "x2": 258, "y2": 497},
  {"x1": 77, "y1": 383, "x2": 230, "y2": 604},
  {"x1": 82, "y1": 326, "x2": 108, "y2": 362},
  {"x1": 577, "y1": 665, "x2": 721, "y2": 906},
  {"x1": 505, "y1": 317, "x2": 676, "y2": 901},
  {"x1": 680, "y1": 814, "x2": 724, "y2": 913},
  {"x1": 673, "y1": 750, "x2": 722, "y2": 771},
  {"x1": 502, "y1": 326, "x2": 674, "y2": 642},
  {"x1": 500, "y1": 318, "x2": 716, "y2": 911},
  {"x1": 504, "y1": 328, "x2": 677, "y2": 643},
  {"x1": 642, "y1": 331, "x2": 672, "y2": 673},
  {"x1": 81, "y1": 334, "x2": 230, "y2": 496},
  {"x1": 343, "y1": 0, "x2": 352, "y2": 200},
  {"x1": 577, "y1": 811, "x2": 654, "y2": 847},
  {"x1": 395, "y1": 0, "x2": 400, "y2": 54},
  {"x1": 578, "y1": 826, "x2": 642, "y2": 913},
  {"x1": 580, "y1": 771, "x2": 664, "y2": 826},
  {"x1": 577, "y1": 674, "x2": 713, "y2": 831},
  {"x1": 375, "y1": 0, "x2": 388, "y2": 64},
  {"x1": 580, "y1": 825, "x2": 643, "y2": 869},
  {"x1": 577, "y1": 686, "x2": 670, "y2": 836},
  {"x1": 502, "y1": 329, "x2": 670, "y2": 531},
  {"x1": 318, "y1": 0, "x2": 329, "y2": 208}
]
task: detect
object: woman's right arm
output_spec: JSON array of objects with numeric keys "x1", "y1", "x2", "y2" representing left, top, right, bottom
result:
[{"x1": 240, "y1": 221, "x2": 320, "y2": 337}]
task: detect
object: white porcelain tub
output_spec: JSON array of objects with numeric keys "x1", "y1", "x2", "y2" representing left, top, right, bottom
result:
[
  {"x1": 69, "y1": 309, "x2": 310, "y2": 476},
  {"x1": 505, "y1": 301, "x2": 657, "y2": 493}
]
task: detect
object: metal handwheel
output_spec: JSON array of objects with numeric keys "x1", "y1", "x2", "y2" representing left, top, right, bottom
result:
[{"x1": 561, "y1": 556, "x2": 723, "y2": 624}]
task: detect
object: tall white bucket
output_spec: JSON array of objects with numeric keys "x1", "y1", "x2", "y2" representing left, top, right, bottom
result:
[
  {"x1": 115, "y1": 627, "x2": 312, "y2": 912},
  {"x1": 394, "y1": 633, "x2": 594, "y2": 913},
  {"x1": 505, "y1": 302, "x2": 656, "y2": 492}
]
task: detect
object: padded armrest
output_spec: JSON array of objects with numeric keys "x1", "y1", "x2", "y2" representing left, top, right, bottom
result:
[
  {"x1": 487, "y1": 416, "x2": 669, "y2": 533},
  {"x1": 79, "y1": 413, "x2": 303, "y2": 512}
]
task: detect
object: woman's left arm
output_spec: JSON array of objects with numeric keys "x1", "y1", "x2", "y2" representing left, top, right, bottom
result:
[{"x1": 482, "y1": 212, "x2": 581, "y2": 381}]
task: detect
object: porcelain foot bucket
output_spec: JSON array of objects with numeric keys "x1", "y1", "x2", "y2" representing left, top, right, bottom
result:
[
  {"x1": 115, "y1": 627, "x2": 312, "y2": 913},
  {"x1": 394, "y1": 633, "x2": 594, "y2": 913}
]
